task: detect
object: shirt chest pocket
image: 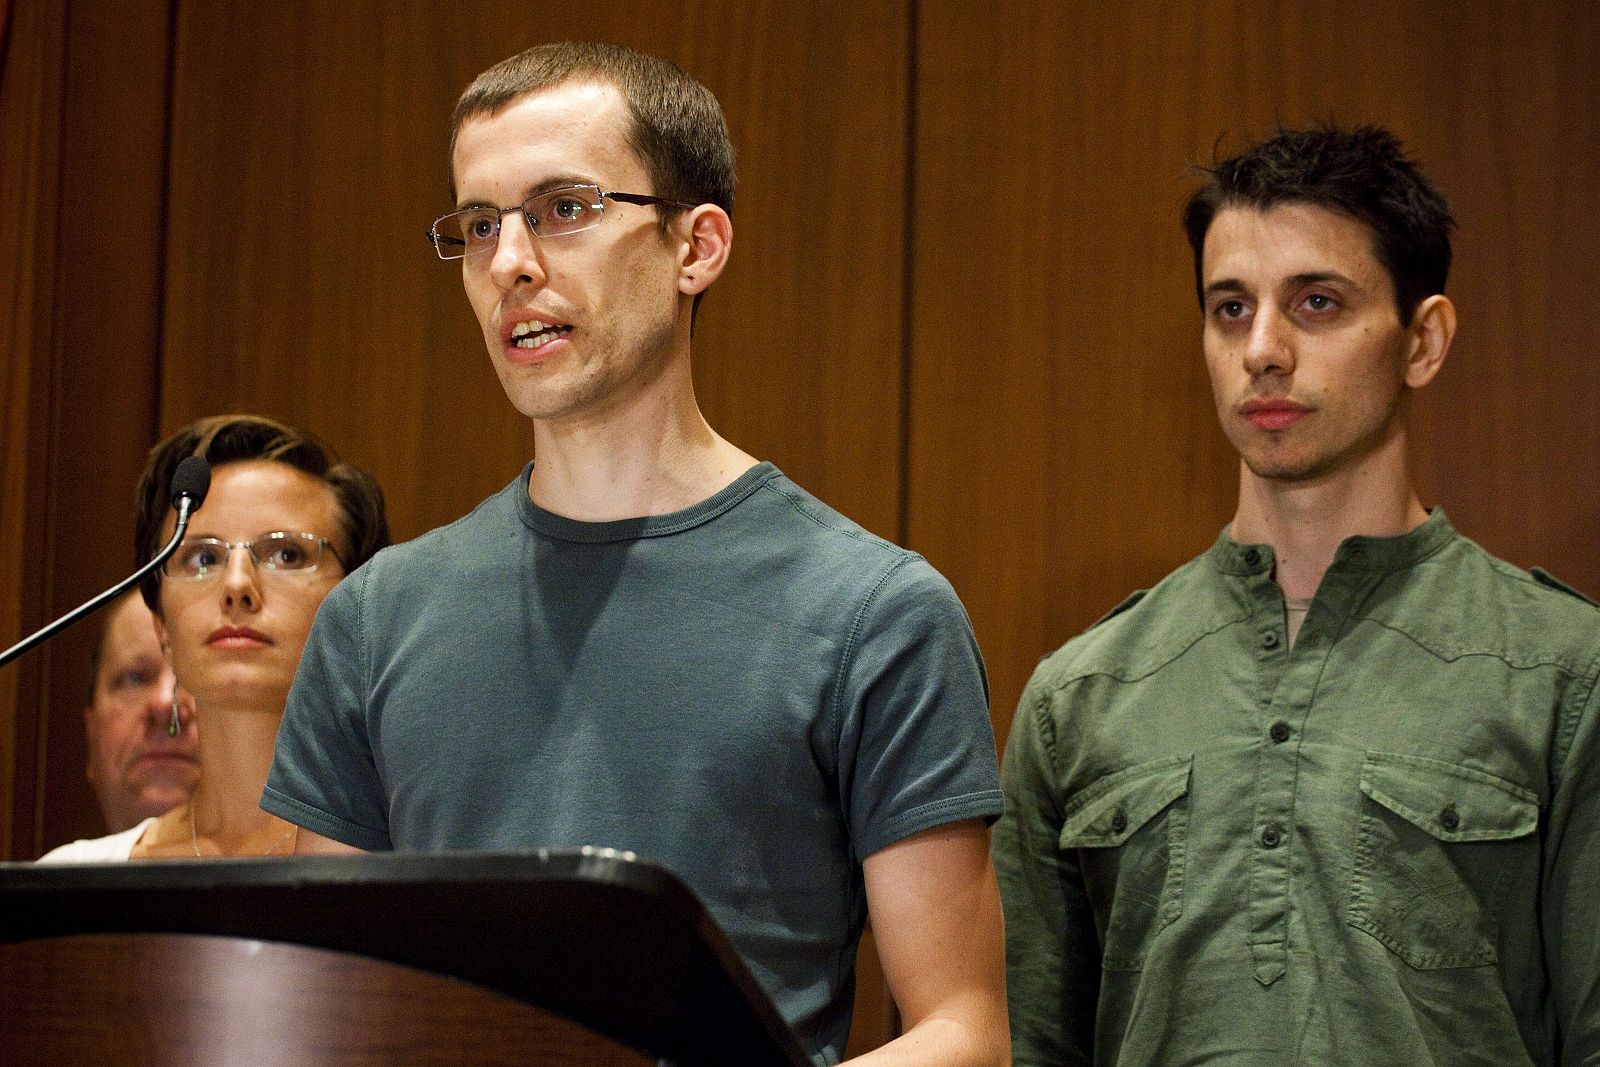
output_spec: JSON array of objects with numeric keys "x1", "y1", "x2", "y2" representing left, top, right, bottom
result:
[
  {"x1": 1060, "y1": 754, "x2": 1193, "y2": 972},
  {"x1": 1349, "y1": 751, "x2": 1541, "y2": 970}
]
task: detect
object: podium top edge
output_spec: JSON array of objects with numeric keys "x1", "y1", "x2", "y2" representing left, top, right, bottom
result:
[{"x1": 0, "y1": 847, "x2": 686, "y2": 898}]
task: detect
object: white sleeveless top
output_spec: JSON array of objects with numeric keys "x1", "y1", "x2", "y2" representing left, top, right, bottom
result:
[{"x1": 36, "y1": 817, "x2": 154, "y2": 863}]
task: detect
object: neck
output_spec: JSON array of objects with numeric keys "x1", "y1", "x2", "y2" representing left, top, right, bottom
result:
[
  {"x1": 1230, "y1": 430, "x2": 1428, "y2": 600},
  {"x1": 186, "y1": 689, "x2": 292, "y2": 852},
  {"x1": 528, "y1": 353, "x2": 756, "y2": 520}
]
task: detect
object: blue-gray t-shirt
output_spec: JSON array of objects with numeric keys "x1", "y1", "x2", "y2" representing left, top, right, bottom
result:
[{"x1": 263, "y1": 462, "x2": 1002, "y2": 1063}]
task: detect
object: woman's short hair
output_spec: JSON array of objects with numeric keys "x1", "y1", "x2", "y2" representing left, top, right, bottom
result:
[{"x1": 134, "y1": 414, "x2": 390, "y2": 613}]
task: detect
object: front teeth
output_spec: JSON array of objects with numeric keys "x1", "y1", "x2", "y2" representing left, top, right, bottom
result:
[{"x1": 511, "y1": 321, "x2": 570, "y2": 348}]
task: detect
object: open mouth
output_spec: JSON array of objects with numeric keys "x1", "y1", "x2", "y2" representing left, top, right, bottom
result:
[{"x1": 510, "y1": 321, "x2": 574, "y2": 349}]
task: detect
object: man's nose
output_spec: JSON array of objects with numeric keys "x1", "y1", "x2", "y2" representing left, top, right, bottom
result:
[
  {"x1": 152, "y1": 668, "x2": 176, "y2": 708},
  {"x1": 1243, "y1": 306, "x2": 1295, "y2": 377},
  {"x1": 486, "y1": 211, "x2": 548, "y2": 290}
]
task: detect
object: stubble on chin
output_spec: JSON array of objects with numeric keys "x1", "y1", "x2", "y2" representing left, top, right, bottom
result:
[
  {"x1": 1241, "y1": 452, "x2": 1326, "y2": 483},
  {"x1": 508, "y1": 320, "x2": 682, "y2": 424},
  {"x1": 1232, "y1": 417, "x2": 1394, "y2": 485}
]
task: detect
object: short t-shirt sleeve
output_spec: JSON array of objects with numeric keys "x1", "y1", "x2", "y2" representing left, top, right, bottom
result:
[
  {"x1": 262, "y1": 565, "x2": 393, "y2": 850},
  {"x1": 835, "y1": 555, "x2": 1003, "y2": 861}
]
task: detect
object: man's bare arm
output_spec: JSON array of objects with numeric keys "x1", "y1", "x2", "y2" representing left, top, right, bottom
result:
[
  {"x1": 848, "y1": 818, "x2": 1009, "y2": 1066},
  {"x1": 292, "y1": 826, "x2": 366, "y2": 855}
]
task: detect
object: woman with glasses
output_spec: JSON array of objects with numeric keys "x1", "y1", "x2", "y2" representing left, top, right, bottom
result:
[{"x1": 40, "y1": 414, "x2": 389, "y2": 861}]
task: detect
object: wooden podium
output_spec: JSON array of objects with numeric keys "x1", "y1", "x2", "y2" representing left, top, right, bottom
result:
[{"x1": 0, "y1": 850, "x2": 815, "y2": 1066}]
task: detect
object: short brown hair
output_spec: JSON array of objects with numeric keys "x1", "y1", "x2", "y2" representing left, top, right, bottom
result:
[
  {"x1": 134, "y1": 414, "x2": 390, "y2": 613},
  {"x1": 450, "y1": 41, "x2": 736, "y2": 220}
]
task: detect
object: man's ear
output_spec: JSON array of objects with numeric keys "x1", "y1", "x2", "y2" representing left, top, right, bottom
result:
[
  {"x1": 1404, "y1": 293, "x2": 1456, "y2": 389},
  {"x1": 677, "y1": 205, "x2": 731, "y2": 296}
]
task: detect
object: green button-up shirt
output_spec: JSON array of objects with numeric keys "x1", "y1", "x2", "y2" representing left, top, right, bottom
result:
[{"x1": 994, "y1": 511, "x2": 1600, "y2": 1066}]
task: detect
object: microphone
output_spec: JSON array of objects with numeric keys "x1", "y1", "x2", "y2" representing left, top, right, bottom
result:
[
  {"x1": 0, "y1": 456, "x2": 213, "y2": 670},
  {"x1": 169, "y1": 455, "x2": 211, "y2": 529}
]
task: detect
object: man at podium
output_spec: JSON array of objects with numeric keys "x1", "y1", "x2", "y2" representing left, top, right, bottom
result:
[{"x1": 264, "y1": 42, "x2": 1008, "y2": 1067}]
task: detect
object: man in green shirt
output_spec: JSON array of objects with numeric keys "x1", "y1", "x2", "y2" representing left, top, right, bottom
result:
[{"x1": 994, "y1": 125, "x2": 1600, "y2": 1065}]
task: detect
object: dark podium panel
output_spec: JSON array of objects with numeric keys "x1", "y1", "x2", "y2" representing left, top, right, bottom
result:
[
  {"x1": 0, "y1": 933, "x2": 651, "y2": 1065},
  {"x1": 0, "y1": 850, "x2": 814, "y2": 1067}
]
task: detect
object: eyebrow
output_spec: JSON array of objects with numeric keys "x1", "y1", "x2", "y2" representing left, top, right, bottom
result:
[
  {"x1": 1286, "y1": 270, "x2": 1358, "y2": 289},
  {"x1": 1202, "y1": 270, "x2": 1359, "y2": 300},
  {"x1": 454, "y1": 174, "x2": 599, "y2": 212}
]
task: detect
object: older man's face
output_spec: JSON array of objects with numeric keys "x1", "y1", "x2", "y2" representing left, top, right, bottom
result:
[{"x1": 84, "y1": 595, "x2": 199, "y2": 832}]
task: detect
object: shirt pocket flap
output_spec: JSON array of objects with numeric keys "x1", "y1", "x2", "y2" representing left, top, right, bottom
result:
[
  {"x1": 1060, "y1": 754, "x2": 1193, "y2": 849},
  {"x1": 1359, "y1": 752, "x2": 1539, "y2": 843}
]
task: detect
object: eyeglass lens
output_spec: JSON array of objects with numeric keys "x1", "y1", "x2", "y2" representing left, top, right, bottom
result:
[
  {"x1": 166, "y1": 533, "x2": 328, "y2": 579},
  {"x1": 432, "y1": 187, "x2": 608, "y2": 259}
]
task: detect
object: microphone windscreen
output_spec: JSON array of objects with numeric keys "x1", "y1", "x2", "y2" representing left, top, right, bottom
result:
[{"x1": 170, "y1": 456, "x2": 212, "y2": 509}]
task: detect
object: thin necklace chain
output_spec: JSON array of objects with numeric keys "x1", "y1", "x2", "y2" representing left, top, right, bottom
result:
[{"x1": 188, "y1": 801, "x2": 298, "y2": 858}]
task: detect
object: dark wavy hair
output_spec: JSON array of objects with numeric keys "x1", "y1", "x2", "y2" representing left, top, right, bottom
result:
[
  {"x1": 1182, "y1": 124, "x2": 1455, "y2": 324},
  {"x1": 134, "y1": 414, "x2": 390, "y2": 613}
]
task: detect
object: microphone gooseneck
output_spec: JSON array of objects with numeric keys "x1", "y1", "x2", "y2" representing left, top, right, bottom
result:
[{"x1": 0, "y1": 457, "x2": 214, "y2": 670}]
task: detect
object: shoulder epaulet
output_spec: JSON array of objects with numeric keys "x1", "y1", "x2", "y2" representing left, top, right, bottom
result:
[
  {"x1": 1089, "y1": 589, "x2": 1149, "y2": 630},
  {"x1": 1531, "y1": 567, "x2": 1600, "y2": 608}
]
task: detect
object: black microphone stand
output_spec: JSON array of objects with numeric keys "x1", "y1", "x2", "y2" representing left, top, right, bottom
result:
[{"x1": 0, "y1": 492, "x2": 203, "y2": 671}]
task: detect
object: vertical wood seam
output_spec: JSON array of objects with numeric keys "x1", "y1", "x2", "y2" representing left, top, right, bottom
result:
[
  {"x1": 897, "y1": 0, "x2": 919, "y2": 552},
  {"x1": 25, "y1": 0, "x2": 76, "y2": 858},
  {"x1": 150, "y1": 0, "x2": 179, "y2": 436}
]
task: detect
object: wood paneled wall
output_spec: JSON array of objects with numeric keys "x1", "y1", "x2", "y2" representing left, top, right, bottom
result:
[
  {"x1": 1, "y1": 0, "x2": 172, "y2": 862},
  {"x1": 0, "y1": 0, "x2": 63, "y2": 866},
  {"x1": 3, "y1": 0, "x2": 1598, "y2": 1051},
  {"x1": 911, "y1": 0, "x2": 1600, "y2": 736}
]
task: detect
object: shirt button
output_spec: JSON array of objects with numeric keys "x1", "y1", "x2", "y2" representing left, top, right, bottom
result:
[
  {"x1": 1439, "y1": 805, "x2": 1460, "y2": 831},
  {"x1": 1260, "y1": 826, "x2": 1281, "y2": 848},
  {"x1": 1350, "y1": 545, "x2": 1366, "y2": 559},
  {"x1": 1244, "y1": 548, "x2": 1261, "y2": 566},
  {"x1": 1269, "y1": 721, "x2": 1291, "y2": 743},
  {"x1": 1261, "y1": 630, "x2": 1280, "y2": 650},
  {"x1": 1110, "y1": 808, "x2": 1128, "y2": 833}
]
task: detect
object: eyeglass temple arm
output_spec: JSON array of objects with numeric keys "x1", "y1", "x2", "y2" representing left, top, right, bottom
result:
[{"x1": 603, "y1": 191, "x2": 696, "y2": 209}]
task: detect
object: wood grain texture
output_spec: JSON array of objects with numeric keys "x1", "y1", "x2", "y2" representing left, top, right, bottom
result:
[
  {"x1": 0, "y1": 0, "x2": 70, "y2": 863},
  {"x1": 0, "y1": 0, "x2": 170, "y2": 859},
  {"x1": 30, "y1": 0, "x2": 173, "y2": 854},
  {"x1": 911, "y1": 0, "x2": 1600, "y2": 750},
  {"x1": 1400, "y1": 5, "x2": 1600, "y2": 587},
  {"x1": 0, "y1": 933, "x2": 652, "y2": 1065}
]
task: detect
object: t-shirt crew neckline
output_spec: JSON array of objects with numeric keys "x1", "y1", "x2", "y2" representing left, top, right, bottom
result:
[{"x1": 516, "y1": 460, "x2": 779, "y2": 544}]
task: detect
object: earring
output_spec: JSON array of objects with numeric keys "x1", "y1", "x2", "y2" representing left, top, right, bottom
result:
[{"x1": 168, "y1": 694, "x2": 181, "y2": 737}]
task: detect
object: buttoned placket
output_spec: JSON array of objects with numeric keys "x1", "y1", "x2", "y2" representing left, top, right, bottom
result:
[{"x1": 1240, "y1": 541, "x2": 1376, "y2": 986}]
